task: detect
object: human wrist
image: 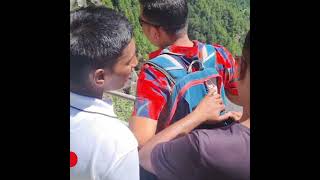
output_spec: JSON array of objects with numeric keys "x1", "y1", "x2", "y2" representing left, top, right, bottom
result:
[{"x1": 192, "y1": 108, "x2": 207, "y2": 123}]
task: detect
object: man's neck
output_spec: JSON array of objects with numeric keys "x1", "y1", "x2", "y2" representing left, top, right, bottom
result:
[
  {"x1": 165, "y1": 34, "x2": 193, "y2": 48},
  {"x1": 239, "y1": 107, "x2": 250, "y2": 128},
  {"x1": 240, "y1": 118, "x2": 250, "y2": 129}
]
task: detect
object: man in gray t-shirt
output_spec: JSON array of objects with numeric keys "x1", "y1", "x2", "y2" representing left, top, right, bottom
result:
[
  {"x1": 151, "y1": 122, "x2": 250, "y2": 180},
  {"x1": 139, "y1": 31, "x2": 251, "y2": 180}
]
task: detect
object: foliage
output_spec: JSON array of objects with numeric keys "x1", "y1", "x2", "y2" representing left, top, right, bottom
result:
[{"x1": 71, "y1": 0, "x2": 250, "y2": 121}]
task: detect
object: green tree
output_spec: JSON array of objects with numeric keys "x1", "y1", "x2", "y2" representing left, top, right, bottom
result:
[{"x1": 70, "y1": 0, "x2": 250, "y2": 121}]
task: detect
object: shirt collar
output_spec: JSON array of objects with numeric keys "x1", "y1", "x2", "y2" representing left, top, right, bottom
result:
[
  {"x1": 148, "y1": 40, "x2": 201, "y2": 59},
  {"x1": 70, "y1": 92, "x2": 117, "y2": 118}
]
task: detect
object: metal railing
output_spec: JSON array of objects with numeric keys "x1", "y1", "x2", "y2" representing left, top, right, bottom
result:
[
  {"x1": 105, "y1": 70, "x2": 138, "y2": 101},
  {"x1": 106, "y1": 90, "x2": 136, "y2": 101}
]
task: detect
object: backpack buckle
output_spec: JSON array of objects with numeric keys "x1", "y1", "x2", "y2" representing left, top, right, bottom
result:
[{"x1": 188, "y1": 60, "x2": 204, "y2": 73}]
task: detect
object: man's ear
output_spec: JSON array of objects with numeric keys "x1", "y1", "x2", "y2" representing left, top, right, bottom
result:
[
  {"x1": 92, "y1": 69, "x2": 109, "y2": 87},
  {"x1": 158, "y1": 26, "x2": 168, "y2": 36},
  {"x1": 150, "y1": 26, "x2": 161, "y2": 41}
]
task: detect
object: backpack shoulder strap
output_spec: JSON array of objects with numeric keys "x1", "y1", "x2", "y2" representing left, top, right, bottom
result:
[
  {"x1": 200, "y1": 43, "x2": 217, "y2": 68},
  {"x1": 145, "y1": 60, "x2": 176, "y2": 85},
  {"x1": 145, "y1": 53, "x2": 188, "y2": 85}
]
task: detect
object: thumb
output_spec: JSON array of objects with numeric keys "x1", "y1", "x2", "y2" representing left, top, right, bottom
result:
[
  {"x1": 217, "y1": 111, "x2": 232, "y2": 121},
  {"x1": 229, "y1": 111, "x2": 242, "y2": 121},
  {"x1": 205, "y1": 80, "x2": 216, "y2": 96}
]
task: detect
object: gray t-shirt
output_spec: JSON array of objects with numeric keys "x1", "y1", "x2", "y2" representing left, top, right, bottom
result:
[{"x1": 151, "y1": 122, "x2": 250, "y2": 180}]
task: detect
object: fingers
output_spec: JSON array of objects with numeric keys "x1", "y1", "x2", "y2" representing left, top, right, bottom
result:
[
  {"x1": 217, "y1": 111, "x2": 232, "y2": 121},
  {"x1": 220, "y1": 104, "x2": 225, "y2": 111},
  {"x1": 215, "y1": 98, "x2": 223, "y2": 105},
  {"x1": 217, "y1": 110, "x2": 243, "y2": 121},
  {"x1": 208, "y1": 87, "x2": 216, "y2": 96},
  {"x1": 205, "y1": 80, "x2": 217, "y2": 96},
  {"x1": 229, "y1": 111, "x2": 242, "y2": 121},
  {"x1": 212, "y1": 93, "x2": 223, "y2": 105},
  {"x1": 214, "y1": 94, "x2": 221, "y2": 99},
  {"x1": 205, "y1": 80, "x2": 215, "y2": 89},
  {"x1": 219, "y1": 111, "x2": 242, "y2": 121},
  {"x1": 217, "y1": 103, "x2": 225, "y2": 111}
]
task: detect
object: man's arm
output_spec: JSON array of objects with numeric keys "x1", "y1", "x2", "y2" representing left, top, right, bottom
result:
[
  {"x1": 214, "y1": 44, "x2": 242, "y2": 106},
  {"x1": 129, "y1": 116, "x2": 158, "y2": 148},
  {"x1": 130, "y1": 64, "x2": 170, "y2": 148},
  {"x1": 139, "y1": 88, "x2": 234, "y2": 173},
  {"x1": 129, "y1": 92, "x2": 238, "y2": 149}
]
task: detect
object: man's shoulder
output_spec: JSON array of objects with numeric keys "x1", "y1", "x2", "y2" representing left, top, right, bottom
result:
[
  {"x1": 198, "y1": 42, "x2": 225, "y2": 49},
  {"x1": 196, "y1": 42, "x2": 233, "y2": 61},
  {"x1": 191, "y1": 123, "x2": 250, "y2": 156},
  {"x1": 211, "y1": 43, "x2": 227, "y2": 50},
  {"x1": 138, "y1": 60, "x2": 168, "y2": 81},
  {"x1": 193, "y1": 123, "x2": 249, "y2": 141},
  {"x1": 191, "y1": 124, "x2": 250, "y2": 179},
  {"x1": 71, "y1": 112, "x2": 137, "y2": 150},
  {"x1": 94, "y1": 117, "x2": 137, "y2": 146},
  {"x1": 70, "y1": 116, "x2": 138, "y2": 180}
]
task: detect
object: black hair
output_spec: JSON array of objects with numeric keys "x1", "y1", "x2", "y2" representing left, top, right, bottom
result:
[
  {"x1": 239, "y1": 30, "x2": 250, "y2": 80},
  {"x1": 243, "y1": 30, "x2": 250, "y2": 65},
  {"x1": 70, "y1": 6, "x2": 133, "y2": 86},
  {"x1": 139, "y1": 0, "x2": 188, "y2": 35}
]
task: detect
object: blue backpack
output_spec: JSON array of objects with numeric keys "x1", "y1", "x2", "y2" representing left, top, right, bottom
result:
[{"x1": 145, "y1": 42, "x2": 232, "y2": 130}]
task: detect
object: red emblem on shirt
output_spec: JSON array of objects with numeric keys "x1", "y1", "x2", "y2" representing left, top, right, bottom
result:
[{"x1": 70, "y1": 151, "x2": 78, "y2": 168}]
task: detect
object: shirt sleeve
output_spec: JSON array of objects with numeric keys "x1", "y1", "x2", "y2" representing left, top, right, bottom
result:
[
  {"x1": 214, "y1": 44, "x2": 239, "y2": 96},
  {"x1": 104, "y1": 149, "x2": 140, "y2": 180},
  {"x1": 132, "y1": 64, "x2": 171, "y2": 120}
]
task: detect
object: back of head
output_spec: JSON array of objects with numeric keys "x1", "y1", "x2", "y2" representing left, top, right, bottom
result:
[
  {"x1": 139, "y1": 0, "x2": 188, "y2": 35},
  {"x1": 243, "y1": 30, "x2": 250, "y2": 67},
  {"x1": 70, "y1": 6, "x2": 133, "y2": 86},
  {"x1": 238, "y1": 30, "x2": 250, "y2": 80}
]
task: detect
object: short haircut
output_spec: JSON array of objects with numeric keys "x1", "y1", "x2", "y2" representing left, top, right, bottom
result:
[
  {"x1": 70, "y1": 6, "x2": 133, "y2": 85},
  {"x1": 139, "y1": 0, "x2": 188, "y2": 35},
  {"x1": 239, "y1": 30, "x2": 250, "y2": 80}
]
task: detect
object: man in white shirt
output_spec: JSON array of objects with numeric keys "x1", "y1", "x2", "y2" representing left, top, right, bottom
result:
[{"x1": 70, "y1": 6, "x2": 139, "y2": 180}]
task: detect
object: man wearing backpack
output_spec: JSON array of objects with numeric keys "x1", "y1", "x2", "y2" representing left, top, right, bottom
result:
[
  {"x1": 139, "y1": 30, "x2": 250, "y2": 180},
  {"x1": 129, "y1": 0, "x2": 241, "y2": 148}
]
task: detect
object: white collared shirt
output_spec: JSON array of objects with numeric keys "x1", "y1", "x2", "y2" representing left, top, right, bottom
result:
[{"x1": 70, "y1": 92, "x2": 139, "y2": 180}]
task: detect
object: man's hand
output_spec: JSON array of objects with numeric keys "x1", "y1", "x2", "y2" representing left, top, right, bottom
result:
[
  {"x1": 194, "y1": 82, "x2": 241, "y2": 124},
  {"x1": 193, "y1": 85, "x2": 225, "y2": 122},
  {"x1": 227, "y1": 111, "x2": 242, "y2": 121}
]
